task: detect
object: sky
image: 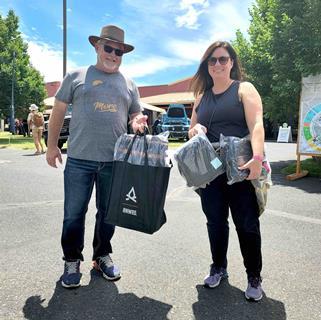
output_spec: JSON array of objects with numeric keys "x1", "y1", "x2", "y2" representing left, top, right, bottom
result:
[{"x1": 0, "y1": 0, "x2": 254, "y2": 86}]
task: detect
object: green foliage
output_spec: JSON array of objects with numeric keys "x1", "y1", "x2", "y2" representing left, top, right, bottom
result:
[
  {"x1": 0, "y1": 10, "x2": 46, "y2": 120},
  {"x1": 232, "y1": 0, "x2": 321, "y2": 131},
  {"x1": 281, "y1": 158, "x2": 321, "y2": 178}
]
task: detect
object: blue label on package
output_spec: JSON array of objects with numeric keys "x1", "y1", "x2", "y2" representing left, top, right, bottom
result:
[{"x1": 211, "y1": 157, "x2": 222, "y2": 170}]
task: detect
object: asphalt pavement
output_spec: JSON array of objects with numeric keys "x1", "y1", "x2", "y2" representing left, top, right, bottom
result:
[{"x1": 0, "y1": 142, "x2": 320, "y2": 320}]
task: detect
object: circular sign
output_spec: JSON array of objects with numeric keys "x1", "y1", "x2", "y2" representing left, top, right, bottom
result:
[{"x1": 303, "y1": 103, "x2": 321, "y2": 152}]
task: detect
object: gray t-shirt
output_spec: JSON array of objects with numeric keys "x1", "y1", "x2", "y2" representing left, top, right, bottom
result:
[{"x1": 55, "y1": 65, "x2": 142, "y2": 161}]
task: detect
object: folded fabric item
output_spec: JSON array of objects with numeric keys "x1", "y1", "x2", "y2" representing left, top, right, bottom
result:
[
  {"x1": 220, "y1": 134, "x2": 252, "y2": 185},
  {"x1": 114, "y1": 133, "x2": 170, "y2": 167},
  {"x1": 219, "y1": 134, "x2": 272, "y2": 215},
  {"x1": 174, "y1": 131, "x2": 225, "y2": 188}
]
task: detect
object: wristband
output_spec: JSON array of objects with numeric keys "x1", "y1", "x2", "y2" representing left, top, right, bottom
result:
[{"x1": 252, "y1": 154, "x2": 264, "y2": 162}]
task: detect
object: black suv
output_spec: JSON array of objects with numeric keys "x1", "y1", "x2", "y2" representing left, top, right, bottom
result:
[{"x1": 42, "y1": 108, "x2": 71, "y2": 149}]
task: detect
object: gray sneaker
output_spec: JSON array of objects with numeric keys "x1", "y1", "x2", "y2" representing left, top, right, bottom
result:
[
  {"x1": 204, "y1": 265, "x2": 228, "y2": 288},
  {"x1": 245, "y1": 277, "x2": 263, "y2": 301}
]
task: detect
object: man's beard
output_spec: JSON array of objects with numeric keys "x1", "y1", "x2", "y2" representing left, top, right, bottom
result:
[{"x1": 102, "y1": 60, "x2": 119, "y2": 73}]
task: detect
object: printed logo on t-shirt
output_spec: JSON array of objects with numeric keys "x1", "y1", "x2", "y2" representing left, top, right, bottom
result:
[
  {"x1": 92, "y1": 80, "x2": 103, "y2": 86},
  {"x1": 94, "y1": 101, "x2": 117, "y2": 112}
]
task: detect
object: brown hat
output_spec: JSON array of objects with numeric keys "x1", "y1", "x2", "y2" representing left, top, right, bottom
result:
[{"x1": 89, "y1": 25, "x2": 134, "y2": 53}]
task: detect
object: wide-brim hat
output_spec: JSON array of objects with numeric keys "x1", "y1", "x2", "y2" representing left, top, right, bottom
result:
[
  {"x1": 89, "y1": 25, "x2": 134, "y2": 53},
  {"x1": 29, "y1": 104, "x2": 38, "y2": 111}
]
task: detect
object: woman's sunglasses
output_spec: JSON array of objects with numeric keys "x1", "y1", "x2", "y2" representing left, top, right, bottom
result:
[
  {"x1": 103, "y1": 45, "x2": 124, "y2": 57},
  {"x1": 207, "y1": 56, "x2": 230, "y2": 66}
]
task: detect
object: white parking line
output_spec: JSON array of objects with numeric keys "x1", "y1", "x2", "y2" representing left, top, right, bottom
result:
[
  {"x1": 266, "y1": 209, "x2": 321, "y2": 225},
  {"x1": 166, "y1": 186, "x2": 321, "y2": 225},
  {"x1": 0, "y1": 200, "x2": 64, "y2": 210},
  {"x1": 1, "y1": 195, "x2": 320, "y2": 226},
  {"x1": 0, "y1": 160, "x2": 12, "y2": 164}
]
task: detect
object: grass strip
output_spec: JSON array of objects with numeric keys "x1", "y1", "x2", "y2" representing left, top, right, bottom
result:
[{"x1": 281, "y1": 158, "x2": 321, "y2": 178}]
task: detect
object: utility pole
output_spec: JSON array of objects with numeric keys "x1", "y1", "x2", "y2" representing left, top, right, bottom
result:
[
  {"x1": 63, "y1": 0, "x2": 67, "y2": 77},
  {"x1": 10, "y1": 51, "x2": 16, "y2": 134}
]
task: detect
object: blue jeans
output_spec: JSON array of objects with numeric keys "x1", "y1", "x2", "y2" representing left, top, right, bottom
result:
[{"x1": 62, "y1": 157, "x2": 115, "y2": 261}]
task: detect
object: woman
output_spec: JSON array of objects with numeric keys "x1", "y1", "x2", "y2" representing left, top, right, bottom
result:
[
  {"x1": 189, "y1": 41, "x2": 265, "y2": 301},
  {"x1": 28, "y1": 104, "x2": 45, "y2": 155}
]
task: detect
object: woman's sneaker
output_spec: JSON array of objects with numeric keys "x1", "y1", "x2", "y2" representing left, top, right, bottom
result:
[
  {"x1": 61, "y1": 260, "x2": 81, "y2": 288},
  {"x1": 245, "y1": 276, "x2": 263, "y2": 301},
  {"x1": 94, "y1": 255, "x2": 121, "y2": 281},
  {"x1": 204, "y1": 265, "x2": 228, "y2": 288}
]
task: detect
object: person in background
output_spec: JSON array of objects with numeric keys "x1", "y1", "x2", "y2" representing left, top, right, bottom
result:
[
  {"x1": 15, "y1": 119, "x2": 26, "y2": 136},
  {"x1": 27, "y1": 104, "x2": 45, "y2": 155},
  {"x1": 189, "y1": 41, "x2": 265, "y2": 301},
  {"x1": 152, "y1": 114, "x2": 162, "y2": 135},
  {"x1": 46, "y1": 25, "x2": 147, "y2": 289}
]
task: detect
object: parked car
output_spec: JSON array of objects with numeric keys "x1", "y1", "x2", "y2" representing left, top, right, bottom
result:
[
  {"x1": 152, "y1": 113, "x2": 166, "y2": 135},
  {"x1": 160, "y1": 104, "x2": 190, "y2": 140},
  {"x1": 42, "y1": 106, "x2": 72, "y2": 149}
]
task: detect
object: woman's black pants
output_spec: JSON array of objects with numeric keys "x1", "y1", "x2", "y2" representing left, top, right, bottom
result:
[{"x1": 199, "y1": 173, "x2": 262, "y2": 278}]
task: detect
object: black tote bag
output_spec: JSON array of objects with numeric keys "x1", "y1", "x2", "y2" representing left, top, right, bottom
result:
[{"x1": 105, "y1": 133, "x2": 172, "y2": 234}]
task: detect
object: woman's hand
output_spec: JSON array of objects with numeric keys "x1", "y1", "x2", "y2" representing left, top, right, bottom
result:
[
  {"x1": 238, "y1": 158, "x2": 262, "y2": 180},
  {"x1": 189, "y1": 123, "x2": 207, "y2": 138}
]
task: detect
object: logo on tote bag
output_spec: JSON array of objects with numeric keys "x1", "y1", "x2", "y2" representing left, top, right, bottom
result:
[{"x1": 126, "y1": 187, "x2": 137, "y2": 203}]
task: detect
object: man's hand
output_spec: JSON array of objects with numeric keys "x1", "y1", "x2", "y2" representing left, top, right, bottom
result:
[
  {"x1": 131, "y1": 114, "x2": 148, "y2": 133},
  {"x1": 46, "y1": 146, "x2": 63, "y2": 168}
]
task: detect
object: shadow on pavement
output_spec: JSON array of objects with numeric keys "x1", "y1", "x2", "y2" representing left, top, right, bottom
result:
[
  {"x1": 23, "y1": 269, "x2": 172, "y2": 320},
  {"x1": 21, "y1": 148, "x2": 67, "y2": 156},
  {"x1": 270, "y1": 160, "x2": 321, "y2": 194},
  {"x1": 192, "y1": 283, "x2": 286, "y2": 320}
]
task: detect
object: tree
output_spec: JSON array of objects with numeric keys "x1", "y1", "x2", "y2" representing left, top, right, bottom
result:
[
  {"x1": 276, "y1": 0, "x2": 321, "y2": 76},
  {"x1": 0, "y1": 10, "x2": 46, "y2": 120},
  {"x1": 232, "y1": 0, "x2": 278, "y2": 130},
  {"x1": 232, "y1": 0, "x2": 321, "y2": 133}
]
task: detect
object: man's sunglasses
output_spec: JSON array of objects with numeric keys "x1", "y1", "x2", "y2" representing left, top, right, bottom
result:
[
  {"x1": 103, "y1": 44, "x2": 124, "y2": 57},
  {"x1": 207, "y1": 56, "x2": 230, "y2": 66}
]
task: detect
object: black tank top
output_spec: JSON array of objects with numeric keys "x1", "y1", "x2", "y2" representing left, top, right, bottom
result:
[{"x1": 196, "y1": 81, "x2": 249, "y2": 143}]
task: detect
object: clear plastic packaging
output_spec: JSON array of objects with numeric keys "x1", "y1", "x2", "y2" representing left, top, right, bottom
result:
[
  {"x1": 114, "y1": 132, "x2": 171, "y2": 167},
  {"x1": 174, "y1": 131, "x2": 225, "y2": 188},
  {"x1": 219, "y1": 134, "x2": 252, "y2": 185},
  {"x1": 251, "y1": 156, "x2": 272, "y2": 215},
  {"x1": 219, "y1": 133, "x2": 273, "y2": 215}
]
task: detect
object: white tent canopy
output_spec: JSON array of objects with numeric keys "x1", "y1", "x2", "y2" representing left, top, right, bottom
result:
[
  {"x1": 141, "y1": 102, "x2": 165, "y2": 113},
  {"x1": 43, "y1": 96, "x2": 55, "y2": 107},
  {"x1": 43, "y1": 98, "x2": 165, "y2": 114}
]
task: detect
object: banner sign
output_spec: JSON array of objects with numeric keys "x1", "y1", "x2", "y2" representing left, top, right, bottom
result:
[{"x1": 298, "y1": 75, "x2": 321, "y2": 154}]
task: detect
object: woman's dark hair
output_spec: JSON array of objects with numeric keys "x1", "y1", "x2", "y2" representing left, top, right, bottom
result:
[{"x1": 190, "y1": 41, "x2": 243, "y2": 96}]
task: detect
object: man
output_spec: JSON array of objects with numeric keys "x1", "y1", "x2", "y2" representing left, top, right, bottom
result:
[
  {"x1": 28, "y1": 104, "x2": 45, "y2": 154},
  {"x1": 46, "y1": 25, "x2": 147, "y2": 288}
]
